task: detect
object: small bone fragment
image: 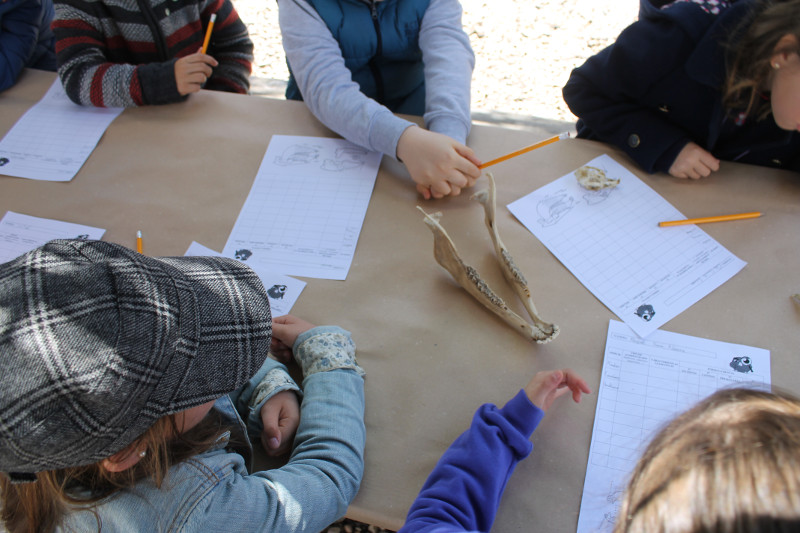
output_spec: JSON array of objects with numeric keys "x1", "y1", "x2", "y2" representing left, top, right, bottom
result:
[
  {"x1": 472, "y1": 174, "x2": 559, "y2": 342},
  {"x1": 418, "y1": 207, "x2": 549, "y2": 343},
  {"x1": 575, "y1": 165, "x2": 619, "y2": 190}
]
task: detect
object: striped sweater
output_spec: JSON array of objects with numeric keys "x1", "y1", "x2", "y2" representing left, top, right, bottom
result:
[{"x1": 53, "y1": 0, "x2": 253, "y2": 107}]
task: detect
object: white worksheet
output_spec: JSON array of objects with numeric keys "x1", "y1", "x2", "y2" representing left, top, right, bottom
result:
[
  {"x1": 577, "y1": 320, "x2": 770, "y2": 533},
  {"x1": 0, "y1": 79, "x2": 123, "y2": 181},
  {"x1": 0, "y1": 211, "x2": 106, "y2": 263},
  {"x1": 222, "y1": 135, "x2": 381, "y2": 280},
  {"x1": 186, "y1": 241, "x2": 305, "y2": 316},
  {"x1": 508, "y1": 155, "x2": 746, "y2": 337}
]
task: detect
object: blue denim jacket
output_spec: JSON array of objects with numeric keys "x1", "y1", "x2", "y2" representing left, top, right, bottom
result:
[{"x1": 58, "y1": 326, "x2": 366, "y2": 532}]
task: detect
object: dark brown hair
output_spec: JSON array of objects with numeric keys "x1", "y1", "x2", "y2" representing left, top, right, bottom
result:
[
  {"x1": 723, "y1": 0, "x2": 800, "y2": 119},
  {"x1": 0, "y1": 411, "x2": 229, "y2": 533},
  {"x1": 614, "y1": 387, "x2": 800, "y2": 533}
]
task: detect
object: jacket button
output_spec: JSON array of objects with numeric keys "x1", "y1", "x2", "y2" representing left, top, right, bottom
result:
[{"x1": 627, "y1": 134, "x2": 641, "y2": 148}]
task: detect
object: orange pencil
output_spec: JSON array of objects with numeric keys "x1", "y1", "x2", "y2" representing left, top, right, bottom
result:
[
  {"x1": 658, "y1": 211, "x2": 762, "y2": 227},
  {"x1": 136, "y1": 230, "x2": 143, "y2": 253},
  {"x1": 201, "y1": 13, "x2": 216, "y2": 54},
  {"x1": 479, "y1": 132, "x2": 571, "y2": 169}
]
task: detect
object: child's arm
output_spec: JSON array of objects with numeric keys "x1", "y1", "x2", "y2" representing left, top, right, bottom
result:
[
  {"x1": 197, "y1": 316, "x2": 366, "y2": 532},
  {"x1": 0, "y1": 0, "x2": 47, "y2": 92},
  {"x1": 562, "y1": 9, "x2": 708, "y2": 174},
  {"x1": 198, "y1": 0, "x2": 253, "y2": 94},
  {"x1": 399, "y1": 370, "x2": 590, "y2": 533},
  {"x1": 418, "y1": 0, "x2": 473, "y2": 150},
  {"x1": 230, "y1": 356, "x2": 302, "y2": 457},
  {"x1": 278, "y1": 1, "x2": 416, "y2": 156},
  {"x1": 53, "y1": 0, "x2": 184, "y2": 107}
]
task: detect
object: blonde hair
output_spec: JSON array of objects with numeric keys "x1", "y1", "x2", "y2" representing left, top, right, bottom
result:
[
  {"x1": 0, "y1": 412, "x2": 228, "y2": 533},
  {"x1": 723, "y1": 0, "x2": 800, "y2": 119},
  {"x1": 614, "y1": 387, "x2": 800, "y2": 533}
]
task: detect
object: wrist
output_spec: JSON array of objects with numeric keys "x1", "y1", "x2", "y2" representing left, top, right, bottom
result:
[{"x1": 396, "y1": 124, "x2": 420, "y2": 161}]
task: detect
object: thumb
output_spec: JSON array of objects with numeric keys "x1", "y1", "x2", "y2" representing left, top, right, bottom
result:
[{"x1": 263, "y1": 423, "x2": 281, "y2": 450}]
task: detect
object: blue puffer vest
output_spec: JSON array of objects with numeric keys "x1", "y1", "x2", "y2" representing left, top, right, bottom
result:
[{"x1": 285, "y1": 0, "x2": 431, "y2": 115}]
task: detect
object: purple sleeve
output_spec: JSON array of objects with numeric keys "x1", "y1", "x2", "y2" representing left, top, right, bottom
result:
[{"x1": 398, "y1": 390, "x2": 544, "y2": 533}]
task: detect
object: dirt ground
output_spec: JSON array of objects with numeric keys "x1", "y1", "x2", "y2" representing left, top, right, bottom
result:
[
  {"x1": 235, "y1": 0, "x2": 640, "y2": 123},
  {"x1": 230, "y1": 1, "x2": 640, "y2": 530}
]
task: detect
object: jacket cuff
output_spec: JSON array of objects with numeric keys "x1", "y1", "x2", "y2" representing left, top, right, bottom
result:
[
  {"x1": 427, "y1": 114, "x2": 470, "y2": 145},
  {"x1": 293, "y1": 326, "x2": 365, "y2": 378},
  {"x1": 498, "y1": 389, "x2": 545, "y2": 439},
  {"x1": 138, "y1": 59, "x2": 186, "y2": 105},
  {"x1": 368, "y1": 110, "x2": 415, "y2": 158}
]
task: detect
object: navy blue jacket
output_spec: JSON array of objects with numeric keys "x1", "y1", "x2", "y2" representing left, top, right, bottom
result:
[
  {"x1": 563, "y1": 0, "x2": 800, "y2": 174},
  {"x1": 285, "y1": 0, "x2": 431, "y2": 115},
  {"x1": 0, "y1": 0, "x2": 56, "y2": 92}
]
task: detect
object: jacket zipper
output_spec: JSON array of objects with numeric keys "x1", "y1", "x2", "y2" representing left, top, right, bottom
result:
[
  {"x1": 366, "y1": 0, "x2": 385, "y2": 103},
  {"x1": 136, "y1": 0, "x2": 169, "y2": 61}
]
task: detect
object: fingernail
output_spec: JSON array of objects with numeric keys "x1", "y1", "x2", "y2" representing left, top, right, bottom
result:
[{"x1": 269, "y1": 437, "x2": 280, "y2": 449}]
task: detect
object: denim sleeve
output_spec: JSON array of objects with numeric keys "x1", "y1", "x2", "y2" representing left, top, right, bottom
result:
[
  {"x1": 186, "y1": 368, "x2": 366, "y2": 532},
  {"x1": 229, "y1": 357, "x2": 301, "y2": 438}
]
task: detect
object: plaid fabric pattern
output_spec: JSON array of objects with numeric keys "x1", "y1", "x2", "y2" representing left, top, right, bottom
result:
[
  {"x1": 0, "y1": 240, "x2": 271, "y2": 475},
  {"x1": 53, "y1": 0, "x2": 253, "y2": 107}
]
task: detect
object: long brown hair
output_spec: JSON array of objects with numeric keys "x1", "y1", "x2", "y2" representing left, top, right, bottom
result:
[
  {"x1": 723, "y1": 0, "x2": 800, "y2": 119},
  {"x1": 614, "y1": 387, "x2": 800, "y2": 533},
  {"x1": 0, "y1": 411, "x2": 229, "y2": 533}
]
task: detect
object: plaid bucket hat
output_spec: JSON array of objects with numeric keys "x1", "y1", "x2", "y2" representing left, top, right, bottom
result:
[{"x1": 0, "y1": 239, "x2": 271, "y2": 480}]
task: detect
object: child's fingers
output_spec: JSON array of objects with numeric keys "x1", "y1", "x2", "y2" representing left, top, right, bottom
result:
[{"x1": 416, "y1": 183, "x2": 432, "y2": 200}]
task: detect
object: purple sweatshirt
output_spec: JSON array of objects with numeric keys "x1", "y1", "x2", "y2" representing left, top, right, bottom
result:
[{"x1": 399, "y1": 390, "x2": 544, "y2": 533}]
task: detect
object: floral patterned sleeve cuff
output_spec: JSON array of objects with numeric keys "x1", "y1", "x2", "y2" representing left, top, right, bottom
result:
[
  {"x1": 293, "y1": 326, "x2": 366, "y2": 378},
  {"x1": 245, "y1": 367, "x2": 301, "y2": 436}
]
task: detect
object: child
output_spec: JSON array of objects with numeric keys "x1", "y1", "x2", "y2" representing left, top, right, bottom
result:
[
  {"x1": 53, "y1": 0, "x2": 254, "y2": 107},
  {"x1": 563, "y1": 0, "x2": 800, "y2": 179},
  {"x1": 0, "y1": 240, "x2": 366, "y2": 532},
  {"x1": 399, "y1": 372, "x2": 800, "y2": 532},
  {"x1": 399, "y1": 369, "x2": 592, "y2": 532},
  {"x1": 277, "y1": 0, "x2": 482, "y2": 199},
  {"x1": 0, "y1": 0, "x2": 56, "y2": 92},
  {"x1": 615, "y1": 386, "x2": 800, "y2": 532}
]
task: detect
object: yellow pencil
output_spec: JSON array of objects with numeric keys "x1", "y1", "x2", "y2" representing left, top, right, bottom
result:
[
  {"x1": 479, "y1": 132, "x2": 570, "y2": 169},
  {"x1": 136, "y1": 230, "x2": 143, "y2": 253},
  {"x1": 658, "y1": 211, "x2": 762, "y2": 227},
  {"x1": 201, "y1": 13, "x2": 216, "y2": 54}
]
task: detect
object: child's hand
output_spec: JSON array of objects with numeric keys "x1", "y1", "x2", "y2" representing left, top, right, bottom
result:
[
  {"x1": 397, "y1": 126, "x2": 482, "y2": 200},
  {"x1": 524, "y1": 369, "x2": 591, "y2": 412},
  {"x1": 259, "y1": 390, "x2": 300, "y2": 456},
  {"x1": 174, "y1": 50, "x2": 218, "y2": 96},
  {"x1": 270, "y1": 314, "x2": 317, "y2": 363},
  {"x1": 669, "y1": 142, "x2": 720, "y2": 179}
]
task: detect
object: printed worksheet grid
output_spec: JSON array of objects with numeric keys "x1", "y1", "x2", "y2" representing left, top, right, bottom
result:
[
  {"x1": 233, "y1": 172, "x2": 371, "y2": 256},
  {"x1": 549, "y1": 182, "x2": 700, "y2": 310},
  {"x1": 590, "y1": 348, "x2": 765, "y2": 473}
]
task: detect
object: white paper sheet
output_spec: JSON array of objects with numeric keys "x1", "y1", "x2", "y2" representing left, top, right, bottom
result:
[
  {"x1": 508, "y1": 155, "x2": 746, "y2": 337},
  {"x1": 186, "y1": 241, "x2": 305, "y2": 316},
  {"x1": 0, "y1": 79, "x2": 123, "y2": 181},
  {"x1": 0, "y1": 211, "x2": 106, "y2": 263},
  {"x1": 222, "y1": 135, "x2": 381, "y2": 280},
  {"x1": 577, "y1": 320, "x2": 770, "y2": 532}
]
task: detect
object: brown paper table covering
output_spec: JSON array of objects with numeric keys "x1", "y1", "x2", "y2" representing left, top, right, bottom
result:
[{"x1": 2, "y1": 69, "x2": 799, "y2": 532}]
